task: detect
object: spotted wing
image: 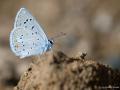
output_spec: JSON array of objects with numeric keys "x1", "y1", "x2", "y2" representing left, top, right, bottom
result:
[
  {"x1": 14, "y1": 8, "x2": 48, "y2": 45},
  {"x1": 10, "y1": 27, "x2": 48, "y2": 58}
]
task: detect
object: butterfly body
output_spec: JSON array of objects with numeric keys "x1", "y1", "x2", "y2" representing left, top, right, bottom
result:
[{"x1": 10, "y1": 8, "x2": 53, "y2": 58}]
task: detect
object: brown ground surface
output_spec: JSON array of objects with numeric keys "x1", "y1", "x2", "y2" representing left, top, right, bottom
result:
[{"x1": 14, "y1": 51, "x2": 120, "y2": 90}]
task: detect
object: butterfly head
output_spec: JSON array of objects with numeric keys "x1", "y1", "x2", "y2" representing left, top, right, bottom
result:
[
  {"x1": 48, "y1": 39, "x2": 54, "y2": 45},
  {"x1": 48, "y1": 39, "x2": 54, "y2": 50}
]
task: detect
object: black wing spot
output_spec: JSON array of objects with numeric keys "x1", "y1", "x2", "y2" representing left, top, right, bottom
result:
[
  {"x1": 31, "y1": 47, "x2": 32, "y2": 49},
  {"x1": 37, "y1": 38, "x2": 39, "y2": 40},
  {"x1": 24, "y1": 22, "x2": 26, "y2": 24},
  {"x1": 21, "y1": 35, "x2": 23, "y2": 36},
  {"x1": 23, "y1": 45, "x2": 25, "y2": 46},
  {"x1": 23, "y1": 49, "x2": 25, "y2": 51},
  {"x1": 20, "y1": 37, "x2": 22, "y2": 39},
  {"x1": 32, "y1": 26, "x2": 34, "y2": 29},
  {"x1": 21, "y1": 41, "x2": 23, "y2": 43},
  {"x1": 28, "y1": 52, "x2": 29, "y2": 54},
  {"x1": 30, "y1": 19, "x2": 32, "y2": 21},
  {"x1": 25, "y1": 26, "x2": 27, "y2": 28},
  {"x1": 26, "y1": 19, "x2": 28, "y2": 22},
  {"x1": 35, "y1": 32, "x2": 37, "y2": 34},
  {"x1": 32, "y1": 33, "x2": 34, "y2": 35}
]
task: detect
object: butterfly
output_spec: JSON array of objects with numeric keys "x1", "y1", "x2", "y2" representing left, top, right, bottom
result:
[{"x1": 10, "y1": 8, "x2": 53, "y2": 58}]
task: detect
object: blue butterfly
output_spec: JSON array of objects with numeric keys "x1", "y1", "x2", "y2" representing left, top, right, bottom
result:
[{"x1": 10, "y1": 8, "x2": 53, "y2": 58}]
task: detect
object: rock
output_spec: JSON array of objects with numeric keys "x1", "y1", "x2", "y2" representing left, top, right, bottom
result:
[{"x1": 14, "y1": 51, "x2": 120, "y2": 90}]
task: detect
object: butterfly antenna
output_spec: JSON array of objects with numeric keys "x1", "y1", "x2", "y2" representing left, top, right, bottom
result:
[{"x1": 51, "y1": 32, "x2": 66, "y2": 41}]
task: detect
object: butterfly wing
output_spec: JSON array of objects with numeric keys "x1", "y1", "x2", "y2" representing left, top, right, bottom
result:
[
  {"x1": 10, "y1": 8, "x2": 49, "y2": 58},
  {"x1": 10, "y1": 27, "x2": 48, "y2": 58},
  {"x1": 14, "y1": 8, "x2": 48, "y2": 45}
]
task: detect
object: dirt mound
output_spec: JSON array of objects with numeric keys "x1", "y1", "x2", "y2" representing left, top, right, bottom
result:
[{"x1": 14, "y1": 51, "x2": 120, "y2": 90}]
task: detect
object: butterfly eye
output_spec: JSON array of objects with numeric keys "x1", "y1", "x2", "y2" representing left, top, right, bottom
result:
[{"x1": 48, "y1": 40, "x2": 53, "y2": 44}]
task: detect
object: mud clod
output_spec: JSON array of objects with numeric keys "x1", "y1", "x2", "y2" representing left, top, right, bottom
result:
[{"x1": 14, "y1": 51, "x2": 120, "y2": 90}]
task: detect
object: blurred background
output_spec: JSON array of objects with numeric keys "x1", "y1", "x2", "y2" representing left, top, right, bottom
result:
[{"x1": 0, "y1": 0, "x2": 120, "y2": 89}]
